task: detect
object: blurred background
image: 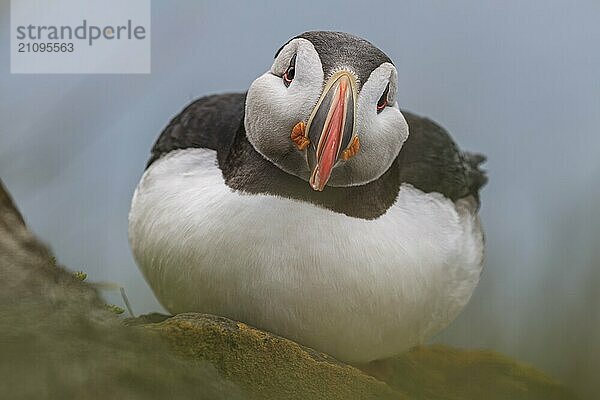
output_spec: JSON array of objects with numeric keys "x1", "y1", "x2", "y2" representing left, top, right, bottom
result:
[{"x1": 1, "y1": 1, "x2": 598, "y2": 398}]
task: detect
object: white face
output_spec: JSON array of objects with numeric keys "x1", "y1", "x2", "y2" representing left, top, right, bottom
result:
[{"x1": 245, "y1": 38, "x2": 409, "y2": 189}]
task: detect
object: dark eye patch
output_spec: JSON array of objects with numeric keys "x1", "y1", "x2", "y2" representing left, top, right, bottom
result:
[
  {"x1": 283, "y1": 54, "x2": 297, "y2": 87},
  {"x1": 377, "y1": 83, "x2": 389, "y2": 113}
]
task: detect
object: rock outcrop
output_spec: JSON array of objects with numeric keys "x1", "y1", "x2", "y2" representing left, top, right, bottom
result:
[{"x1": 133, "y1": 313, "x2": 575, "y2": 400}]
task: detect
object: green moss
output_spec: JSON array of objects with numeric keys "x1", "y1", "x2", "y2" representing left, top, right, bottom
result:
[
  {"x1": 72, "y1": 271, "x2": 87, "y2": 281},
  {"x1": 104, "y1": 304, "x2": 125, "y2": 314},
  {"x1": 145, "y1": 313, "x2": 402, "y2": 400},
  {"x1": 378, "y1": 345, "x2": 576, "y2": 400}
]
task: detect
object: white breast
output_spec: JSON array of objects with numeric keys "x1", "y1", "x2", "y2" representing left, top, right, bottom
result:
[{"x1": 129, "y1": 148, "x2": 484, "y2": 363}]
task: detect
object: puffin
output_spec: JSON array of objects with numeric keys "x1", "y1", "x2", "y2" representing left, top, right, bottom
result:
[{"x1": 129, "y1": 31, "x2": 487, "y2": 364}]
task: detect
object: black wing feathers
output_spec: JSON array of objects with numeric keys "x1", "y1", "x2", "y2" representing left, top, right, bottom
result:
[
  {"x1": 399, "y1": 111, "x2": 487, "y2": 203},
  {"x1": 147, "y1": 93, "x2": 246, "y2": 168}
]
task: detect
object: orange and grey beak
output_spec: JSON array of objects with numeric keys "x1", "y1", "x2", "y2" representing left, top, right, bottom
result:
[{"x1": 305, "y1": 71, "x2": 358, "y2": 191}]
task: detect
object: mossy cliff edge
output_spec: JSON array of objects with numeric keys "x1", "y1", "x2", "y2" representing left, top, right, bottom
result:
[{"x1": 0, "y1": 179, "x2": 576, "y2": 399}]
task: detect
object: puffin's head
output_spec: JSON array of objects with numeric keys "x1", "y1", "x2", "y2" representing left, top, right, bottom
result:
[{"x1": 245, "y1": 31, "x2": 408, "y2": 191}]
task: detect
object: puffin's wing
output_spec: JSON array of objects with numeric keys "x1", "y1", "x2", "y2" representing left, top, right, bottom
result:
[
  {"x1": 398, "y1": 111, "x2": 487, "y2": 204},
  {"x1": 147, "y1": 93, "x2": 246, "y2": 168}
]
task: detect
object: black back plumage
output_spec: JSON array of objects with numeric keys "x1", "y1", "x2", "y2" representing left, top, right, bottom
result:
[{"x1": 148, "y1": 93, "x2": 486, "y2": 219}]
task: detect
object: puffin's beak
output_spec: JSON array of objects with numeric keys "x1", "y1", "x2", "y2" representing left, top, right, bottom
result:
[{"x1": 305, "y1": 71, "x2": 358, "y2": 191}]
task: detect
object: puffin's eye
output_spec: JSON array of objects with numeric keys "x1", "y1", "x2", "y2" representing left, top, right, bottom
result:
[
  {"x1": 283, "y1": 54, "x2": 296, "y2": 87},
  {"x1": 377, "y1": 83, "x2": 390, "y2": 113}
]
